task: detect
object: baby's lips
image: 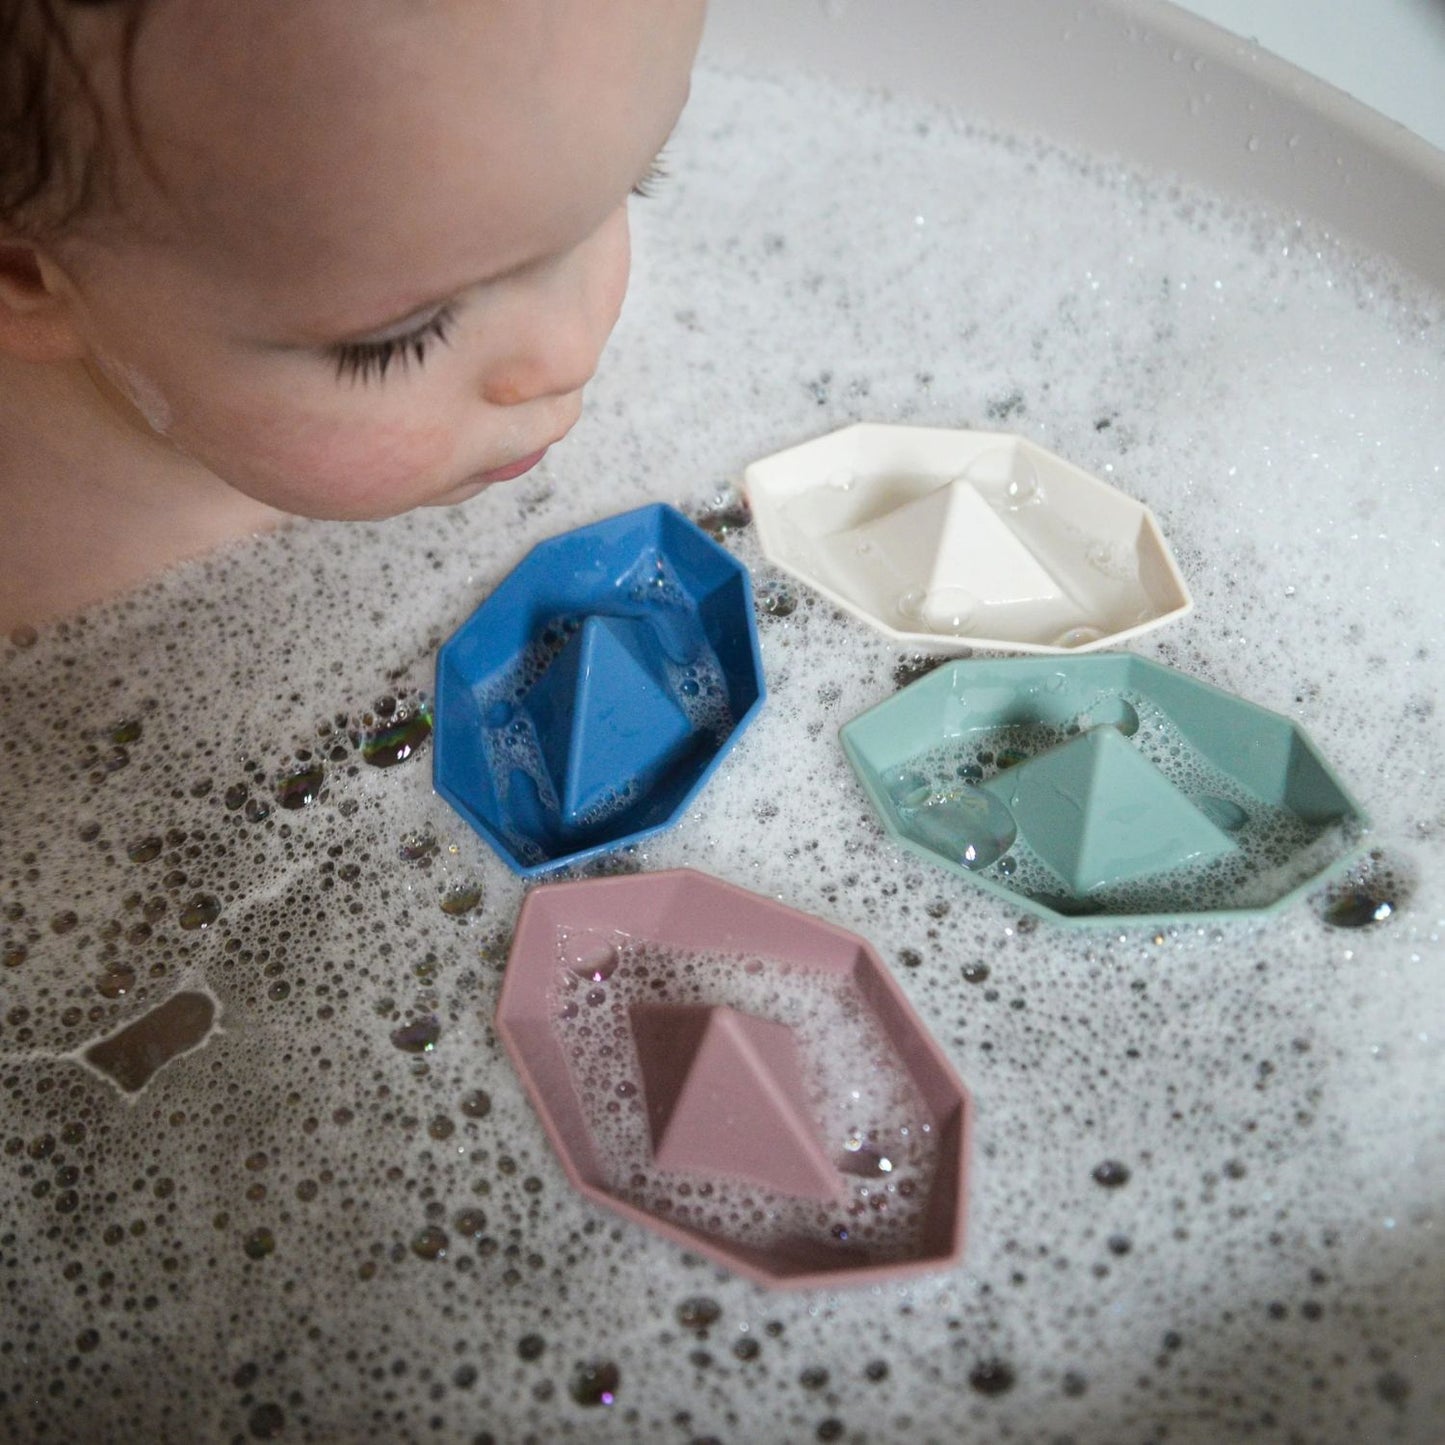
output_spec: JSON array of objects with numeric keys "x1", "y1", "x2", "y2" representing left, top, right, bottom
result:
[{"x1": 474, "y1": 446, "x2": 550, "y2": 484}]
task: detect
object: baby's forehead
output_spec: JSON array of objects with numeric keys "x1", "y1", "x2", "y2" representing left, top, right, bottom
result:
[{"x1": 78, "y1": 0, "x2": 697, "y2": 324}]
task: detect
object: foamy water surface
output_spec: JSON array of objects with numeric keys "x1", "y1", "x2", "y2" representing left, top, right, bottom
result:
[{"x1": 2, "y1": 65, "x2": 1442, "y2": 1444}]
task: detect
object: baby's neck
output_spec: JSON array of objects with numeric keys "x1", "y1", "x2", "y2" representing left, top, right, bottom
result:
[{"x1": 0, "y1": 356, "x2": 285, "y2": 636}]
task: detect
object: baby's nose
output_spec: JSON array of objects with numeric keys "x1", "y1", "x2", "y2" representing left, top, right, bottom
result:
[{"x1": 480, "y1": 323, "x2": 599, "y2": 409}]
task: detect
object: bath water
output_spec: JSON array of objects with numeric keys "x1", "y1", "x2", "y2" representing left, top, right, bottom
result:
[{"x1": 1, "y1": 61, "x2": 1442, "y2": 1445}]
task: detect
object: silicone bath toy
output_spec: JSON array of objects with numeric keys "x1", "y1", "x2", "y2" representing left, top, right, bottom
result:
[
  {"x1": 434, "y1": 505, "x2": 766, "y2": 875},
  {"x1": 745, "y1": 423, "x2": 1191, "y2": 653},
  {"x1": 495, "y1": 869, "x2": 972, "y2": 1288},
  {"x1": 840, "y1": 653, "x2": 1366, "y2": 925}
]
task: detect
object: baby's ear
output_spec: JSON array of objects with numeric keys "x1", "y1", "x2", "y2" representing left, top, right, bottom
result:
[{"x1": 0, "y1": 239, "x2": 90, "y2": 363}]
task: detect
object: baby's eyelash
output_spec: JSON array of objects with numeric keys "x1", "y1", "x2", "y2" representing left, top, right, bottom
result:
[
  {"x1": 631, "y1": 151, "x2": 670, "y2": 199},
  {"x1": 330, "y1": 304, "x2": 458, "y2": 384}
]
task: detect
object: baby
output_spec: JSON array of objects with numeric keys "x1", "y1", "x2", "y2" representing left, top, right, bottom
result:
[{"x1": 0, "y1": 0, "x2": 706, "y2": 634}]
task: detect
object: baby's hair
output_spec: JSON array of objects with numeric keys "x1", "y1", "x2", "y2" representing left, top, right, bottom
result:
[{"x1": 1, "y1": 0, "x2": 140, "y2": 237}]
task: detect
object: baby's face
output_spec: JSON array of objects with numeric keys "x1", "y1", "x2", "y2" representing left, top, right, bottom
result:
[{"x1": 53, "y1": 0, "x2": 705, "y2": 519}]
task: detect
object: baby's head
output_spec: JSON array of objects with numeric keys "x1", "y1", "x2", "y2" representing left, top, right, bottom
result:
[{"x1": 0, "y1": 0, "x2": 705, "y2": 518}]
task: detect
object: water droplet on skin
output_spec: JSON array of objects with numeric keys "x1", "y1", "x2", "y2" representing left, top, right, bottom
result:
[
  {"x1": 275, "y1": 765, "x2": 324, "y2": 810},
  {"x1": 570, "y1": 1360, "x2": 620, "y2": 1407},
  {"x1": 899, "y1": 786, "x2": 1017, "y2": 870},
  {"x1": 390, "y1": 1016, "x2": 440, "y2": 1053},
  {"x1": 361, "y1": 704, "x2": 433, "y2": 767},
  {"x1": 1092, "y1": 1159, "x2": 1131, "y2": 1188},
  {"x1": 1194, "y1": 794, "x2": 1248, "y2": 831}
]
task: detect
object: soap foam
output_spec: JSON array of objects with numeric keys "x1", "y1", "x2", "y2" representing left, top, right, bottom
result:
[{"x1": 0, "y1": 64, "x2": 1442, "y2": 1444}]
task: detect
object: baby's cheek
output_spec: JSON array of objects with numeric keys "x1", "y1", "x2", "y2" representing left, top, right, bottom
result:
[{"x1": 205, "y1": 398, "x2": 455, "y2": 519}]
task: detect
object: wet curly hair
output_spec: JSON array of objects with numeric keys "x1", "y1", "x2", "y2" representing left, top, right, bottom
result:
[{"x1": 1, "y1": 0, "x2": 140, "y2": 236}]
